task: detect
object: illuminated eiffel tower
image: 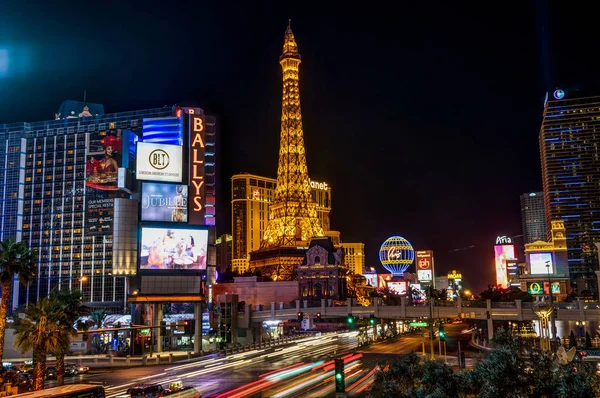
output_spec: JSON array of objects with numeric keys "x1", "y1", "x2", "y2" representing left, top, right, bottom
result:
[{"x1": 250, "y1": 21, "x2": 324, "y2": 280}]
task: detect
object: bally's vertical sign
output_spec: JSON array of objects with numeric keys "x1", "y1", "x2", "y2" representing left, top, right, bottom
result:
[{"x1": 189, "y1": 114, "x2": 206, "y2": 225}]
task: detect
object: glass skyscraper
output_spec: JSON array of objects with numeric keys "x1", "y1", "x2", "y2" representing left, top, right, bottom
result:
[
  {"x1": 539, "y1": 89, "x2": 600, "y2": 292},
  {"x1": 520, "y1": 192, "x2": 546, "y2": 244}
]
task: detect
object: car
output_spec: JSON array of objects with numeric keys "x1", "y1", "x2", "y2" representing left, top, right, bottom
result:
[
  {"x1": 45, "y1": 366, "x2": 57, "y2": 380},
  {"x1": 452, "y1": 319, "x2": 463, "y2": 324},
  {"x1": 125, "y1": 383, "x2": 165, "y2": 398},
  {"x1": 77, "y1": 364, "x2": 90, "y2": 374},
  {"x1": 65, "y1": 363, "x2": 79, "y2": 376}
]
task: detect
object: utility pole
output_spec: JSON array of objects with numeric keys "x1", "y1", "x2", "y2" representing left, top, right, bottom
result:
[{"x1": 429, "y1": 285, "x2": 435, "y2": 360}]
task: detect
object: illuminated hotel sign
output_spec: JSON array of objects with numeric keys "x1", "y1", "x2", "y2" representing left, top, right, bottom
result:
[
  {"x1": 447, "y1": 270, "x2": 462, "y2": 280},
  {"x1": 309, "y1": 180, "x2": 328, "y2": 190},
  {"x1": 415, "y1": 250, "x2": 433, "y2": 283},
  {"x1": 136, "y1": 142, "x2": 183, "y2": 183},
  {"x1": 189, "y1": 114, "x2": 206, "y2": 225},
  {"x1": 495, "y1": 236, "x2": 512, "y2": 244}
]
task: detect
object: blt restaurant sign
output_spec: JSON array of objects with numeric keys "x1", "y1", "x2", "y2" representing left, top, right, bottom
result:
[{"x1": 189, "y1": 114, "x2": 206, "y2": 225}]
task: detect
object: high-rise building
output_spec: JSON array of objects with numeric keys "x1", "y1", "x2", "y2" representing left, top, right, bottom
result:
[
  {"x1": 248, "y1": 22, "x2": 327, "y2": 280},
  {"x1": 539, "y1": 88, "x2": 600, "y2": 291},
  {"x1": 215, "y1": 234, "x2": 232, "y2": 275},
  {"x1": 520, "y1": 192, "x2": 546, "y2": 243},
  {"x1": 310, "y1": 179, "x2": 331, "y2": 232},
  {"x1": 341, "y1": 243, "x2": 365, "y2": 275},
  {"x1": 0, "y1": 101, "x2": 217, "y2": 311},
  {"x1": 231, "y1": 173, "x2": 331, "y2": 273}
]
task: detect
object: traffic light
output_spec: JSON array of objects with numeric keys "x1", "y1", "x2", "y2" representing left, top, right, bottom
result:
[
  {"x1": 297, "y1": 312, "x2": 304, "y2": 322},
  {"x1": 369, "y1": 314, "x2": 375, "y2": 325},
  {"x1": 347, "y1": 314, "x2": 354, "y2": 324},
  {"x1": 486, "y1": 311, "x2": 491, "y2": 320},
  {"x1": 439, "y1": 326, "x2": 445, "y2": 342},
  {"x1": 316, "y1": 312, "x2": 322, "y2": 322},
  {"x1": 334, "y1": 358, "x2": 345, "y2": 393}
]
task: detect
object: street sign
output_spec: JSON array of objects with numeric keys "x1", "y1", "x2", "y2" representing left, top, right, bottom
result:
[{"x1": 409, "y1": 322, "x2": 428, "y2": 327}]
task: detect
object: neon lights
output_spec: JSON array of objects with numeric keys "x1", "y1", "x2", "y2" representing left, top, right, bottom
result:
[
  {"x1": 553, "y1": 89, "x2": 565, "y2": 100},
  {"x1": 189, "y1": 115, "x2": 206, "y2": 225},
  {"x1": 379, "y1": 236, "x2": 414, "y2": 277}
]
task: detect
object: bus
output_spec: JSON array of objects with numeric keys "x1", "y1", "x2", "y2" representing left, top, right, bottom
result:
[{"x1": 11, "y1": 383, "x2": 105, "y2": 398}]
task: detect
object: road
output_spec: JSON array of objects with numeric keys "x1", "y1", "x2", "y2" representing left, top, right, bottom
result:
[{"x1": 52, "y1": 322, "x2": 480, "y2": 397}]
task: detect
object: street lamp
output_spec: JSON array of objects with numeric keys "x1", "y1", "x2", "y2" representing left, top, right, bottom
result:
[
  {"x1": 545, "y1": 260, "x2": 557, "y2": 340},
  {"x1": 533, "y1": 303, "x2": 554, "y2": 353}
]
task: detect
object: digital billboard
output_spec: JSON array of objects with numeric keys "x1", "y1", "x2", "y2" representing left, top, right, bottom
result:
[
  {"x1": 362, "y1": 273, "x2": 378, "y2": 287},
  {"x1": 527, "y1": 281, "x2": 560, "y2": 295},
  {"x1": 141, "y1": 183, "x2": 188, "y2": 222},
  {"x1": 417, "y1": 270, "x2": 432, "y2": 281},
  {"x1": 140, "y1": 227, "x2": 208, "y2": 271},
  {"x1": 378, "y1": 274, "x2": 392, "y2": 289},
  {"x1": 85, "y1": 130, "x2": 130, "y2": 236},
  {"x1": 494, "y1": 245, "x2": 515, "y2": 288},
  {"x1": 136, "y1": 142, "x2": 183, "y2": 183},
  {"x1": 529, "y1": 252, "x2": 553, "y2": 275},
  {"x1": 387, "y1": 281, "x2": 407, "y2": 295}
]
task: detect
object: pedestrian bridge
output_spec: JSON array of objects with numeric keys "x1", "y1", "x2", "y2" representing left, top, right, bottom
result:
[{"x1": 245, "y1": 298, "x2": 600, "y2": 324}]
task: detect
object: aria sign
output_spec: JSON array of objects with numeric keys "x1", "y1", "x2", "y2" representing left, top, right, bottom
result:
[
  {"x1": 188, "y1": 114, "x2": 206, "y2": 225},
  {"x1": 496, "y1": 236, "x2": 512, "y2": 245}
]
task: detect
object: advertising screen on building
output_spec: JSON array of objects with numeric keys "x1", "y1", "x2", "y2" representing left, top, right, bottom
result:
[
  {"x1": 417, "y1": 270, "x2": 432, "y2": 281},
  {"x1": 494, "y1": 245, "x2": 515, "y2": 288},
  {"x1": 362, "y1": 273, "x2": 378, "y2": 287},
  {"x1": 140, "y1": 227, "x2": 208, "y2": 271},
  {"x1": 136, "y1": 142, "x2": 183, "y2": 183},
  {"x1": 529, "y1": 252, "x2": 553, "y2": 275},
  {"x1": 378, "y1": 274, "x2": 392, "y2": 289},
  {"x1": 387, "y1": 281, "x2": 407, "y2": 295},
  {"x1": 527, "y1": 281, "x2": 560, "y2": 295},
  {"x1": 141, "y1": 183, "x2": 188, "y2": 222},
  {"x1": 85, "y1": 130, "x2": 131, "y2": 236}
]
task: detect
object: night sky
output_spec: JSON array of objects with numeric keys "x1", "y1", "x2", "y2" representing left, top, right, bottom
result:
[{"x1": 1, "y1": 1, "x2": 598, "y2": 292}]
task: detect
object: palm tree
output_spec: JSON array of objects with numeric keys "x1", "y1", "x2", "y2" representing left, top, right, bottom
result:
[
  {"x1": 90, "y1": 309, "x2": 107, "y2": 353},
  {"x1": 13, "y1": 296, "x2": 66, "y2": 390},
  {"x1": 49, "y1": 289, "x2": 89, "y2": 386},
  {"x1": 0, "y1": 240, "x2": 35, "y2": 365}
]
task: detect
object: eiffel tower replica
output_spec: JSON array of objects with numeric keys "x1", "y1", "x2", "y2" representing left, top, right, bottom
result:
[{"x1": 249, "y1": 21, "x2": 324, "y2": 280}]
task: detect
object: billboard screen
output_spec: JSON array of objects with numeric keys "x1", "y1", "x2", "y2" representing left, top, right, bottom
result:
[
  {"x1": 362, "y1": 274, "x2": 378, "y2": 287},
  {"x1": 136, "y1": 142, "x2": 183, "y2": 183},
  {"x1": 494, "y1": 245, "x2": 515, "y2": 288},
  {"x1": 387, "y1": 281, "x2": 407, "y2": 295},
  {"x1": 529, "y1": 252, "x2": 553, "y2": 275},
  {"x1": 527, "y1": 281, "x2": 560, "y2": 295},
  {"x1": 417, "y1": 269, "x2": 432, "y2": 281},
  {"x1": 378, "y1": 274, "x2": 392, "y2": 289},
  {"x1": 140, "y1": 227, "x2": 208, "y2": 271},
  {"x1": 141, "y1": 183, "x2": 188, "y2": 222},
  {"x1": 85, "y1": 130, "x2": 130, "y2": 236}
]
